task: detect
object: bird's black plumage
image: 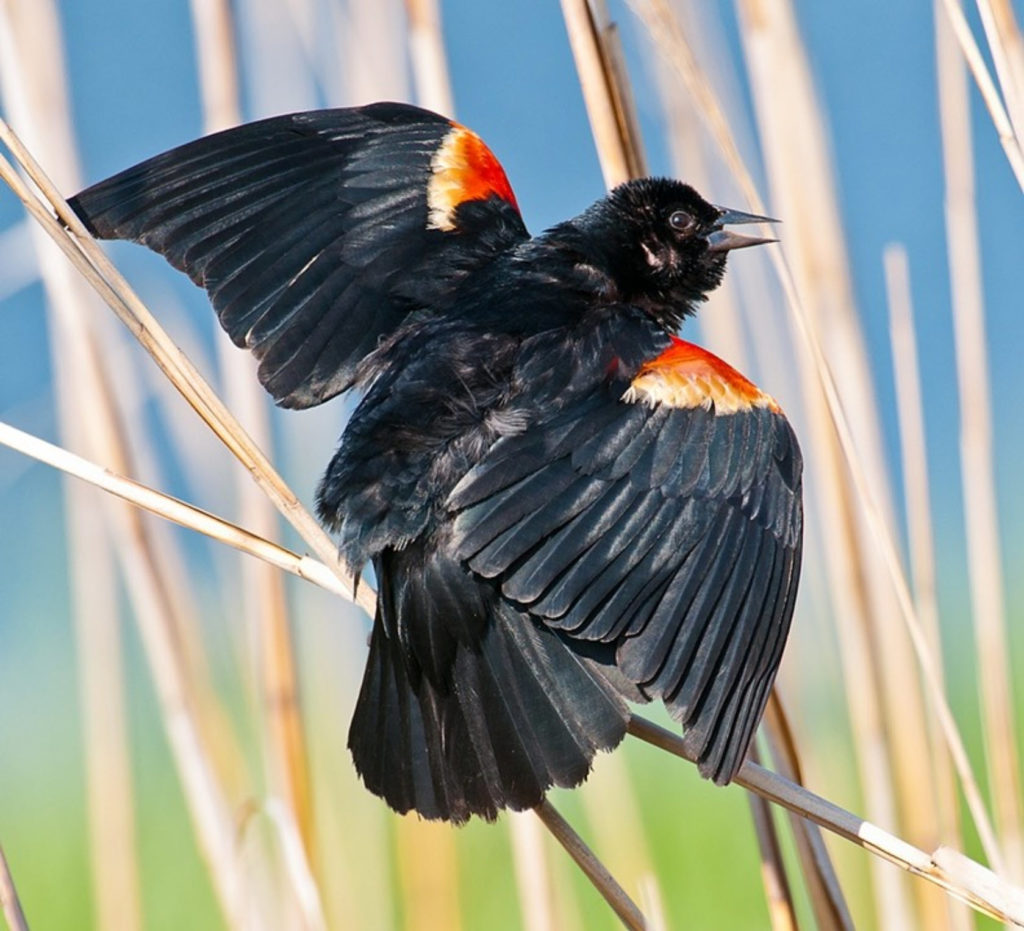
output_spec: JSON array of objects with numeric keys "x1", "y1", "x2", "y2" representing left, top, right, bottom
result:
[{"x1": 70, "y1": 102, "x2": 802, "y2": 823}]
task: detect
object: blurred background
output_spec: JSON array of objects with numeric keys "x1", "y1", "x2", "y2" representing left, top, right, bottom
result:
[{"x1": 1, "y1": 0, "x2": 1023, "y2": 928}]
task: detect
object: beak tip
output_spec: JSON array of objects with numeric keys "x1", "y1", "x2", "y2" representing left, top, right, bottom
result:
[{"x1": 705, "y1": 203, "x2": 779, "y2": 253}]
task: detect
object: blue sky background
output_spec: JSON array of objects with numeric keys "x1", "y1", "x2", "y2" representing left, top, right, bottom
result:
[{"x1": 1, "y1": 1, "x2": 1023, "y2": 926}]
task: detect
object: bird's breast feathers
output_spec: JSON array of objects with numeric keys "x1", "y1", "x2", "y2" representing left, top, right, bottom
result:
[
  {"x1": 426, "y1": 123, "x2": 520, "y2": 232},
  {"x1": 623, "y1": 336, "x2": 780, "y2": 415}
]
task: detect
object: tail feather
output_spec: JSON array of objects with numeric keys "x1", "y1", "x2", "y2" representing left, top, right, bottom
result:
[{"x1": 348, "y1": 551, "x2": 629, "y2": 823}]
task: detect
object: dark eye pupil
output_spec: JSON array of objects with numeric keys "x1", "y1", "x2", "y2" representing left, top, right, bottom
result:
[{"x1": 669, "y1": 210, "x2": 693, "y2": 232}]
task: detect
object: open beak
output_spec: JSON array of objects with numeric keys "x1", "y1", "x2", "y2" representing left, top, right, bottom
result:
[{"x1": 704, "y1": 205, "x2": 778, "y2": 253}]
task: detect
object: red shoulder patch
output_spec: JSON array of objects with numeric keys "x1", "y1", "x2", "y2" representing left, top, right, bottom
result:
[
  {"x1": 624, "y1": 336, "x2": 780, "y2": 414},
  {"x1": 426, "y1": 124, "x2": 520, "y2": 231}
]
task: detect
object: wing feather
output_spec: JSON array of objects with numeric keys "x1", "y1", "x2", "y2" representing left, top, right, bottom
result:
[
  {"x1": 70, "y1": 103, "x2": 529, "y2": 408},
  {"x1": 448, "y1": 362, "x2": 802, "y2": 784},
  {"x1": 530, "y1": 490, "x2": 666, "y2": 622}
]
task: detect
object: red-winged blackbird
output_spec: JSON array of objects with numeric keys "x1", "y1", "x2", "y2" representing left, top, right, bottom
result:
[{"x1": 70, "y1": 102, "x2": 802, "y2": 824}]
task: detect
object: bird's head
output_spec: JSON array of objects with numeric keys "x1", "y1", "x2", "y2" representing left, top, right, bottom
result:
[{"x1": 573, "y1": 178, "x2": 776, "y2": 331}]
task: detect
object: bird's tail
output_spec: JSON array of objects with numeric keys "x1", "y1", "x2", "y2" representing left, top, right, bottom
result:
[{"x1": 348, "y1": 550, "x2": 629, "y2": 824}]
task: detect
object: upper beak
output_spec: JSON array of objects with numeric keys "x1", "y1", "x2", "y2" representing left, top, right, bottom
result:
[{"x1": 704, "y1": 205, "x2": 779, "y2": 253}]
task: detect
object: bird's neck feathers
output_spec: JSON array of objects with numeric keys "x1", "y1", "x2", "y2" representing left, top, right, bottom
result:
[{"x1": 527, "y1": 213, "x2": 708, "y2": 334}]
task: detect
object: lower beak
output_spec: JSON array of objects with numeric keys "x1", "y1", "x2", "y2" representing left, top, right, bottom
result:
[{"x1": 704, "y1": 204, "x2": 778, "y2": 253}]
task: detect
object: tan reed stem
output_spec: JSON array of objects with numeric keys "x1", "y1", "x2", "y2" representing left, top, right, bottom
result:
[
  {"x1": 533, "y1": 799, "x2": 647, "y2": 931},
  {"x1": 0, "y1": 845, "x2": 28, "y2": 931},
  {"x1": 733, "y1": 4, "x2": 929, "y2": 924},
  {"x1": 559, "y1": 0, "x2": 646, "y2": 187},
  {"x1": 747, "y1": 745, "x2": 799, "y2": 931},
  {"x1": 936, "y1": 2, "x2": 1024, "y2": 882},
  {"x1": 404, "y1": 0, "x2": 455, "y2": 114},
  {"x1": 0, "y1": 421, "x2": 351, "y2": 599},
  {"x1": 939, "y1": 0, "x2": 1024, "y2": 189},
  {"x1": 0, "y1": 6, "x2": 142, "y2": 929},
  {"x1": 764, "y1": 696, "x2": 854, "y2": 931},
  {"x1": 628, "y1": 716, "x2": 1024, "y2": 926},
  {"x1": 884, "y1": 244, "x2": 973, "y2": 931},
  {"x1": 975, "y1": 0, "x2": 1024, "y2": 144},
  {"x1": 188, "y1": 0, "x2": 319, "y2": 887},
  {"x1": 509, "y1": 813, "x2": 558, "y2": 931}
]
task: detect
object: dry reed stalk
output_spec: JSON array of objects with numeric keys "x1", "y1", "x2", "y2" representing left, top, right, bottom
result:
[
  {"x1": 628, "y1": 716, "x2": 1024, "y2": 926},
  {"x1": 579, "y1": 753, "x2": 665, "y2": 922},
  {"x1": 404, "y1": 0, "x2": 455, "y2": 115},
  {"x1": 884, "y1": 245, "x2": 973, "y2": 931},
  {"x1": 592, "y1": 0, "x2": 647, "y2": 178},
  {"x1": 734, "y1": 2, "x2": 941, "y2": 925},
  {"x1": 653, "y1": 40, "x2": 751, "y2": 372},
  {"x1": 0, "y1": 6, "x2": 141, "y2": 930},
  {"x1": 188, "y1": 0, "x2": 319, "y2": 883},
  {"x1": 746, "y1": 746, "x2": 799, "y2": 931},
  {"x1": 0, "y1": 121, "x2": 377, "y2": 619},
  {"x1": 109, "y1": 476, "x2": 268, "y2": 929},
  {"x1": 0, "y1": 69, "x2": 273, "y2": 931},
  {"x1": 559, "y1": 0, "x2": 646, "y2": 187},
  {"x1": 544, "y1": 850, "x2": 587, "y2": 931},
  {"x1": 63, "y1": 494, "x2": 140, "y2": 931},
  {"x1": 636, "y1": 875, "x2": 668, "y2": 931},
  {"x1": 975, "y1": 0, "x2": 1024, "y2": 143},
  {"x1": 509, "y1": 813, "x2": 557, "y2": 931},
  {"x1": 764, "y1": 697, "x2": 854, "y2": 931},
  {"x1": 233, "y1": 799, "x2": 328, "y2": 931},
  {"x1": 533, "y1": 799, "x2": 647, "y2": 931},
  {"x1": 301, "y1": 755, "x2": 396, "y2": 931},
  {"x1": 189, "y1": 0, "x2": 240, "y2": 131},
  {"x1": 938, "y1": 0, "x2": 1024, "y2": 190},
  {"x1": 20, "y1": 83, "x2": 254, "y2": 841},
  {"x1": 0, "y1": 845, "x2": 28, "y2": 931},
  {"x1": 0, "y1": 422, "x2": 353, "y2": 597},
  {"x1": 936, "y1": 2, "x2": 1024, "y2": 883},
  {"x1": 629, "y1": 0, "x2": 1003, "y2": 875},
  {"x1": 259, "y1": 798, "x2": 328, "y2": 931},
  {"x1": 393, "y1": 818, "x2": 462, "y2": 931},
  {"x1": 337, "y1": 0, "x2": 409, "y2": 104}
]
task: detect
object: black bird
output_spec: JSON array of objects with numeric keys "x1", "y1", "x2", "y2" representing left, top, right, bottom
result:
[{"x1": 69, "y1": 102, "x2": 802, "y2": 824}]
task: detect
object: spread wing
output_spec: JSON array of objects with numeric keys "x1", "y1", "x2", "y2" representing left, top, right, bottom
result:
[
  {"x1": 447, "y1": 337, "x2": 803, "y2": 784},
  {"x1": 69, "y1": 102, "x2": 529, "y2": 408}
]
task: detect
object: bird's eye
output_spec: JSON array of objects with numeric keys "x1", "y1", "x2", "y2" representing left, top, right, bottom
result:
[{"x1": 668, "y1": 210, "x2": 696, "y2": 233}]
